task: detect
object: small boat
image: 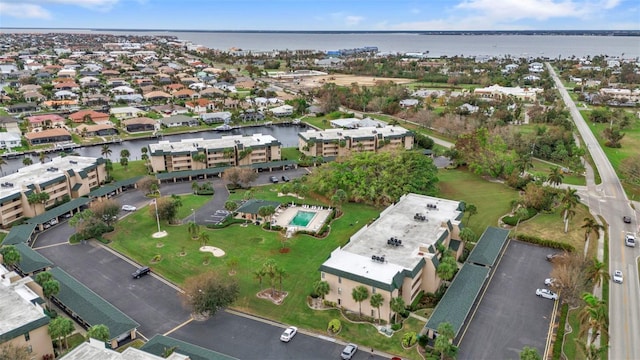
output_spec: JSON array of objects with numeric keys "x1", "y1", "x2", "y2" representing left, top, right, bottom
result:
[{"x1": 215, "y1": 124, "x2": 233, "y2": 131}]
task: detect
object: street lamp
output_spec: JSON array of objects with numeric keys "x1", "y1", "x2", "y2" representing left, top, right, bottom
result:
[{"x1": 191, "y1": 208, "x2": 196, "y2": 223}]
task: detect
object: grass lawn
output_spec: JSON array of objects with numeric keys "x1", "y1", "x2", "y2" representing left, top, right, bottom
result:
[
  {"x1": 436, "y1": 168, "x2": 518, "y2": 236},
  {"x1": 529, "y1": 159, "x2": 586, "y2": 186},
  {"x1": 280, "y1": 147, "x2": 301, "y2": 162},
  {"x1": 110, "y1": 160, "x2": 149, "y2": 181}
]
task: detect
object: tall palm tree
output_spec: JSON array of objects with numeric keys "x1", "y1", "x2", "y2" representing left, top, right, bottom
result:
[
  {"x1": 560, "y1": 187, "x2": 580, "y2": 233},
  {"x1": 515, "y1": 153, "x2": 533, "y2": 175},
  {"x1": 389, "y1": 296, "x2": 405, "y2": 323},
  {"x1": 585, "y1": 259, "x2": 610, "y2": 288},
  {"x1": 253, "y1": 269, "x2": 266, "y2": 290},
  {"x1": 0, "y1": 157, "x2": 6, "y2": 175},
  {"x1": 101, "y1": 144, "x2": 112, "y2": 160},
  {"x1": 547, "y1": 166, "x2": 564, "y2": 187},
  {"x1": 313, "y1": 280, "x2": 330, "y2": 300},
  {"x1": 351, "y1": 285, "x2": 369, "y2": 316},
  {"x1": 369, "y1": 293, "x2": 384, "y2": 324},
  {"x1": 120, "y1": 148, "x2": 130, "y2": 160},
  {"x1": 579, "y1": 292, "x2": 608, "y2": 346},
  {"x1": 581, "y1": 217, "x2": 604, "y2": 245},
  {"x1": 197, "y1": 231, "x2": 210, "y2": 247},
  {"x1": 23, "y1": 157, "x2": 33, "y2": 166}
]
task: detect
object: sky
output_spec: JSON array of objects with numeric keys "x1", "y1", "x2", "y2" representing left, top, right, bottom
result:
[{"x1": 0, "y1": 0, "x2": 638, "y2": 31}]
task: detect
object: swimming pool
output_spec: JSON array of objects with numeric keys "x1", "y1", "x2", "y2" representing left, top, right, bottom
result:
[{"x1": 289, "y1": 211, "x2": 316, "y2": 227}]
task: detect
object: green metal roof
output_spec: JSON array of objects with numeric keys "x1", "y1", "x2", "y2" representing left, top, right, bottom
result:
[
  {"x1": 15, "y1": 243, "x2": 52, "y2": 274},
  {"x1": 112, "y1": 176, "x2": 144, "y2": 188},
  {"x1": 155, "y1": 167, "x2": 229, "y2": 180},
  {"x1": 466, "y1": 226, "x2": 510, "y2": 267},
  {"x1": 71, "y1": 183, "x2": 82, "y2": 191},
  {"x1": 424, "y1": 263, "x2": 490, "y2": 339},
  {"x1": 319, "y1": 264, "x2": 399, "y2": 292},
  {"x1": 235, "y1": 199, "x2": 281, "y2": 215},
  {"x1": 49, "y1": 267, "x2": 139, "y2": 339},
  {"x1": 0, "y1": 191, "x2": 22, "y2": 204},
  {"x1": 2, "y1": 224, "x2": 37, "y2": 245},
  {"x1": 141, "y1": 335, "x2": 237, "y2": 360},
  {"x1": 26, "y1": 197, "x2": 90, "y2": 225},
  {"x1": 88, "y1": 184, "x2": 117, "y2": 197},
  {"x1": 243, "y1": 159, "x2": 297, "y2": 169},
  {"x1": 40, "y1": 176, "x2": 66, "y2": 189}
]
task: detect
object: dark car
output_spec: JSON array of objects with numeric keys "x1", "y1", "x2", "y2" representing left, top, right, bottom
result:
[
  {"x1": 623, "y1": 216, "x2": 632, "y2": 223},
  {"x1": 269, "y1": 176, "x2": 279, "y2": 183},
  {"x1": 282, "y1": 175, "x2": 290, "y2": 182},
  {"x1": 132, "y1": 266, "x2": 150, "y2": 279}
]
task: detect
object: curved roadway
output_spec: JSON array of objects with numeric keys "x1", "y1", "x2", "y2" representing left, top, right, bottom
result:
[{"x1": 547, "y1": 63, "x2": 639, "y2": 359}]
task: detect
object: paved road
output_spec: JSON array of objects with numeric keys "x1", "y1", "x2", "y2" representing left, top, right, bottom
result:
[{"x1": 547, "y1": 63, "x2": 639, "y2": 359}]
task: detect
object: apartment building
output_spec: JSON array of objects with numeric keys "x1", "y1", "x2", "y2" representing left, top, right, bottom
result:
[
  {"x1": 319, "y1": 194, "x2": 464, "y2": 323},
  {"x1": 0, "y1": 156, "x2": 106, "y2": 227},
  {"x1": 0, "y1": 265, "x2": 55, "y2": 359},
  {"x1": 148, "y1": 134, "x2": 282, "y2": 173},
  {"x1": 298, "y1": 126, "x2": 414, "y2": 158}
]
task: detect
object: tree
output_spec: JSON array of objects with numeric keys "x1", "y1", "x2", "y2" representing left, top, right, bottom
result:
[
  {"x1": 197, "y1": 231, "x2": 210, "y2": 247},
  {"x1": 390, "y1": 296, "x2": 405, "y2": 323},
  {"x1": 0, "y1": 245, "x2": 21, "y2": 269},
  {"x1": 224, "y1": 200, "x2": 238, "y2": 212},
  {"x1": 313, "y1": 280, "x2": 330, "y2": 300},
  {"x1": 434, "y1": 322, "x2": 458, "y2": 360},
  {"x1": 49, "y1": 316, "x2": 74, "y2": 350},
  {"x1": 222, "y1": 167, "x2": 258, "y2": 188},
  {"x1": 581, "y1": 217, "x2": 604, "y2": 246},
  {"x1": 0, "y1": 343, "x2": 30, "y2": 360},
  {"x1": 120, "y1": 149, "x2": 130, "y2": 160},
  {"x1": 119, "y1": 156, "x2": 129, "y2": 170},
  {"x1": 519, "y1": 346, "x2": 541, "y2": 360},
  {"x1": 188, "y1": 221, "x2": 199, "y2": 240},
  {"x1": 576, "y1": 339, "x2": 608, "y2": 360},
  {"x1": 261, "y1": 258, "x2": 280, "y2": 297},
  {"x1": 513, "y1": 206, "x2": 530, "y2": 237},
  {"x1": 27, "y1": 192, "x2": 50, "y2": 214},
  {"x1": 39, "y1": 152, "x2": 47, "y2": 164},
  {"x1": 579, "y1": 292, "x2": 608, "y2": 347},
  {"x1": 585, "y1": 258, "x2": 609, "y2": 288},
  {"x1": 330, "y1": 189, "x2": 348, "y2": 215},
  {"x1": 436, "y1": 252, "x2": 458, "y2": 282},
  {"x1": 136, "y1": 176, "x2": 157, "y2": 195},
  {"x1": 465, "y1": 203, "x2": 477, "y2": 226},
  {"x1": 459, "y1": 227, "x2": 477, "y2": 243},
  {"x1": 90, "y1": 198, "x2": 120, "y2": 225},
  {"x1": 35, "y1": 271, "x2": 53, "y2": 285},
  {"x1": 602, "y1": 127, "x2": 625, "y2": 148},
  {"x1": 515, "y1": 154, "x2": 534, "y2": 175},
  {"x1": 547, "y1": 166, "x2": 564, "y2": 187},
  {"x1": 86, "y1": 324, "x2": 110, "y2": 342},
  {"x1": 370, "y1": 293, "x2": 384, "y2": 324},
  {"x1": 560, "y1": 187, "x2": 580, "y2": 233},
  {"x1": 192, "y1": 181, "x2": 200, "y2": 195},
  {"x1": 549, "y1": 252, "x2": 589, "y2": 307},
  {"x1": 22, "y1": 157, "x2": 33, "y2": 166},
  {"x1": 258, "y1": 205, "x2": 276, "y2": 229},
  {"x1": 226, "y1": 257, "x2": 239, "y2": 275},
  {"x1": 253, "y1": 268, "x2": 266, "y2": 290},
  {"x1": 351, "y1": 285, "x2": 369, "y2": 316},
  {"x1": 41, "y1": 279, "x2": 60, "y2": 310},
  {"x1": 101, "y1": 144, "x2": 112, "y2": 160},
  {"x1": 182, "y1": 272, "x2": 239, "y2": 317}
]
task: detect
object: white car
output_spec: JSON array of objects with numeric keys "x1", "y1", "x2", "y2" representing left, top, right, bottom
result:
[
  {"x1": 122, "y1": 205, "x2": 137, "y2": 212},
  {"x1": 536, "y1": 288, "x2": 559, "y2": 300},
  {"x1": 279, "y1": 326, "x2": 297, "y2": 342},
  {"x1": 341, "y1": 343, "x2": 358, "y2": 360},
  {"x1": 544, "y1": 278, "x2": 556, "y2": 286},
  {"x1": 612, "y1": 270, "x2": 623, "y2": 284},
  {"x1": 625, "y1": 233, "x2": 636, "y2": 247}
]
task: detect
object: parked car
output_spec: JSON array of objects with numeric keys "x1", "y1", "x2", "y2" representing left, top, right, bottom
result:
[
  {"x1": 625, "y1": 233, "x2": 636, "y2": 247},
  {"x1": 341, "y1": 343, "x2": 358, "y2": 360},
  {"x1": 122, "y1": 205, "x2": 137, "y2": 211},
  {"x1": 544, "y1": 278, "x2": 556, "y2": 286},
  {"x1": 281, "y1": 175, "x2": 290, "y2": 182},
  {"x1": 612, "y1": 270, "x2": 623, "y2": 284},
  {"x1": 623, "y1": 215, "x2": 632, "y2": 223},
  {"x1": 279, "y1": 326, "x2": 297, "y2": 342},
  {"x1": 49, "y1": 218, "x2": 58, "y2": 226},
  {"x1": 61, "y1": 213, "x2": 73, "y2": 219},
  {"x1": 546, "y1": 253, "x2": 566, "y2": 262},
  {"x1": 536, "y1": 288, "x2": 559, "y2": 300},
  {"x1": 132, "y1": 266, "x2": 150, "y2": 279},
  {"x1": 269, "y1": 176, "x2": 279, "y2": 183}
]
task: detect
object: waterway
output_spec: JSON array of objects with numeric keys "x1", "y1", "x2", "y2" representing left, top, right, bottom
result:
[{"x1": 1, "y1": 124, "x2": 307, "y2": 176}]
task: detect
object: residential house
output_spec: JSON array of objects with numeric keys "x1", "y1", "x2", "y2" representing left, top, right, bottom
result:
[
  {"x1": 151, "y1": 104, "x2": 188, "y2": 116},
  {"x1": 0, "y1": 132, "x2": 21, "y2": 150},
  {"x1": 25, "y1": 128, "x2": 72, "y2": 145},
  {"x1": 42, "y1": 100, "x2": 80, "y2": 111},
  {"x1": 0, "y1": 116, "x2": 20, "y2": 133},
  {"x1": 148, "y1": 133, "x2": 281, "y2": 172},
  {"x1": 0, "y1": 266, "x2": 55, "y2": 360},
  {"x1": 319, "y1": 193, "x2": 464, "y2": 323},
  {"x1": 269, "y1": 104, "x2": 294, "y2": 117},
  {"x1": 76, "y1": 124, "x2": 118, "y2": 137},
  {"x1": 143, "y1": 91, "x2": 172, "y2": 102},
  {"x1": 201, "y1": 111, "x2": 232, "y2": 125},
  {"x1": 110, "y1": 85, "x2": 136, "y2": 94},
  {"x1": 159, "y1": 115, "x2": 199, "y2": 128},
  {"x1": 330, "y1": 117, "x2": 387, "y2": 129},
  {"x1": 399, "y1": 99, "x2": 419, "y2": 108},
  {"x1": 122, "y1": 117, "x2": 158, "y2": 133},
  {"x1": 185, "y1": 98, "x2": 215, "y2": 114},
  {"x1": 26, "y1": 114, "x2": 66, "y2": 129},
  {"x1": 114, "y1": 94, "x2": 144, "y2": 103},
  {"x1": 172, "y1": 88, "x2": 198, "y2": 99},
  {"x1": 298, "y1": 125, "x2": 414, "y2": 158},
  {"x1": 110, "y1": 106, "x2": 145, "y2": 120}
]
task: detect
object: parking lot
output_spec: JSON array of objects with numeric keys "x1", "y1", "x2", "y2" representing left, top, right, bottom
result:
[{"x1": 457, "y1": 240, "x2": 557, "y2": 359}]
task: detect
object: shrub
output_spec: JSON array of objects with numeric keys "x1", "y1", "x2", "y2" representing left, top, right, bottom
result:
[
  {"x1": 417, "y1": 334, "x2": 428, "y2": 348},
  {"x1": 514, "y1": 234, "x2": 575, "y2": 252},
  {"x1": 323, "y1": 300, "x2": 337, "y2": 308},
  {"x1": 151, "y1": 254, "x2": 162, "y2": 262},
  {"x1": 327, "y1": 319, "x2": 341, "y2": 333},
  {"x1": 391, "y1": 323, "x2": 402, "y2": 331},
  {"x1": 502, "y1": 208, "x2": 538, "y2": 226},
  {"x1": 402, "y1": 332, "x2": 418, "y2": 347},
  {"x1": 552, "y1": 303, "x2": 569, "y2": 360},
  {"x1": 410, "y1": 290, "x2": 424, "y2": 311}
]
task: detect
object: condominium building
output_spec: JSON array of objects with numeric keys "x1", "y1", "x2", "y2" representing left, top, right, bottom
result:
[
  {"x1": 0, "y1": 265, "x2": 54, "y2": 359},
  {"x1": 0, "y1": 156, "x2": 106, "y2": 227},
  {"x1": 148, "y1": 134, "x2": 282, "y2": 173},
  {"x1": 473, "y1": 84, "x2": 543, "y2": 102},
  {"x1": 298, "y1": 126, "x2": 414, "y2": 158},
  {"x1": 319, "y1": 194, "x2": 464, "y2": 323}
]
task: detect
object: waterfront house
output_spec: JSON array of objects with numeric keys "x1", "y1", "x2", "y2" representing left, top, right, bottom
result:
[
  {"x1": 26, "y1": 114, "x2": 66, "y2": 130},
  {"x1": 75, "y1": 124, "x2": 118, "y2": 137},
  {"x1": 201, "y1": 111, "x2": 232, "y2": 124},
  {"x1": 159, "y1": 115, "x2": 199, "y2": 128},
  {"x1": 122, "y1": 117, "x2": 158, "y2": 133},
  {"x1": 110, "y1": 106, "x2": 145, "y2": 120},
  {"x1": 25, "y1": 128, "x2": 72, "y2": 145}
]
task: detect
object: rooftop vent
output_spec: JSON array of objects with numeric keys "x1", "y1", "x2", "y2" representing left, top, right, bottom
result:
[
  {"x1": 414, "y1": 213, "x2": 427, "y2": 221},
  {"x1": 371, "y1": 255, "x2": 385, "y2": 263},
  {"x1": 69, "y1": 160, "x2": 78, "y2": 164},
  {"x1": 427, "y1": 203, "x2": 437, "y2": 210},
  {"x1": 387, "y1": 237, "x2": 402, "y2": 247},
  {"x1": 1, "y1": 182, "x2": 13, "y2": 188},
  {"x1": 47, "y1": 167, "x2": 59, "y2": 172}
]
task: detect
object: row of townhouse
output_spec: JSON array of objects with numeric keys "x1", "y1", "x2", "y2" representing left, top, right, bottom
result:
[
  {"x1": 298, "y1": 125, "x2": 414, "y2": 158},
  {"x1": 148, "y1": 134, "x2": 282, "y2": 173},
  {"x1": 0, "y1": 156, "x2": 106, "y2": 227}
]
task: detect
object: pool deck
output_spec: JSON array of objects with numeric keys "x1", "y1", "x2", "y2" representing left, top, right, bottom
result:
[{"x1": 272, "y1": 205, "x2": 332, "y2": 233}]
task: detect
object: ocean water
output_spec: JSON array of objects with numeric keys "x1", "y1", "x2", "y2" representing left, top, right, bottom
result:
[{"x1": 2, "y1": 29, "x2": 639, "y2": 58}]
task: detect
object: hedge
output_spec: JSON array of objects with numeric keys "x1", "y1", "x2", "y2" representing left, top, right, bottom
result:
[
  {"x1": 552, "y1": 303, "x2": 569, "y2": 360},
  {"x1": 502, "y1": 208, "x2": 538, "y2": 226},
  {"x1": 206, "y1": 218, "x2": 246, "y2": 229},
  {"x1": 514, "y1": 234, "x2": 575, "y2": 252}
]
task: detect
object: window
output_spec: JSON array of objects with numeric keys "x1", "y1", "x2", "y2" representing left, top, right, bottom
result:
[
  {"x1": 337, "y1": 299, "x2": 341, "y2": 305},
  {"x1": 371, "y1": 309, "x2": 375, "y2": 317},
  {"x1": 372, "y1": 287, "x2": 376, "y2": 294},
  {"x1": 338, "y1": 277, "x2": 342, "y2": 284},
  {"x1": 321, "y1": 272, "x2": 325, "y2": 279},
  {"x1": 24, "y1": 332, "x2": 30, "y2": 341},
  {"x1": 338, "y1": 288, "x2": 342, "y2": 295}
]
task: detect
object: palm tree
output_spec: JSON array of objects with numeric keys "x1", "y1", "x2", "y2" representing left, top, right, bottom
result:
[
  {"x1": 0, "y1": 245, "x2": 21, "y2": 270},
  {"x1": 275, "y1": 266, "x2": 286, "y2": 292},
  {"x1": 576, "y1": 339, "x2": 609, "y2": 360},
  {"x1": 253, "y1": 268, "x2": 266, "y2": 290},
  {"x1": 465, "y1": 203, "x2": 477, "y2": 226},
  {"x1": 389, "y1": 296, "x2": 405, "y2": 323},
  {"x1": 22, "y1": 157, "x2": 33, "y2": 166},
  {"x1": 120, "y1": 149, "x2": 130, "y2": 160},
  {"x1": 192, "y1": 181, "x2": 200, "y2": 195},
  {"x1": 101, "y1": 144, "x2": 112, "y2": 160},
  {"x1": 188, "y1": 221, "x2": 199, "y2": 239},
  {"x1": 581, "y1": 217, "x2": 604, "y2": 245},
  {"x1": 560, "y1": 187, "x2": 580, "y2": 233},
  {"x1": 197, "y1": 231, "x2": 210, "y2": 247},
  {"x1": 42, "y1": 279, "x2": 60, "y2": 310},
  {"x1": 579, "y1": 292, "x2": 608, "y2": 346},
  {"x1": 434, "y1": 322, "x2": 457, "y2": 360},
  {"x1": 0, "y1": 157, "x2": 6, "y2": 175},
  {"x1": 313, "y1": 280, "x2": 330, "y2": 300},
  {"x1": 351, "y1": 285, "x2": 369, "y2": 316},
  {"x1": 515, "y1": 154, "x2": 533, "y2": 175},
  {"x1": 369, "y1": 293, "x2": 384, "y2": 324},
  {"x1": 547, "y1": 166, "x2": 564, "y2": 187},
  {"x1": 39, "y1": 152, "x2": 46, "y2": 164},
  {"x1": 585, "y1": 258, "x2": 610, "y2": 288}
]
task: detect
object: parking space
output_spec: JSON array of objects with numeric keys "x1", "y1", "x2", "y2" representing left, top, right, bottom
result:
[
  {"x1": 35, "y1": 241, "x2": 191, "y2": 338},
  {"x1": 209, "y1": 210, "x2": 230, "y2": 225},
  {"x1": 458, "y1": 240, "x2": 556, "y2": 359}
]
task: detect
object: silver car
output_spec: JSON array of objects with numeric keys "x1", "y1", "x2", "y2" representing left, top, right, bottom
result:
[{"x1": 536, "y1": 288, "x2": 558, "y2": 300}]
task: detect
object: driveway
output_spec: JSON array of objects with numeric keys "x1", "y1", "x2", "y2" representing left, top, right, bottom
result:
[{"x1": 457, "y1": 240, "x2": 556, "y2": 359}]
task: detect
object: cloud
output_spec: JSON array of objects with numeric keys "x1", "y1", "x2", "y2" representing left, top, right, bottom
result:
[
  {"x1": 0, "y1": 0, "x2": 120, "y2": 14},
  {"x1": 330, "y1": 11, "x2": 364, "y2": 27},
  {"x1": 456, "y1": 0, "x2": 584, "y2": 21},
  {"x1": 0, "y1": 3, "x2": 51, "y2": 19},
  {"x1": 345, "y1": 15, "x2": 364, "y2": 26}
]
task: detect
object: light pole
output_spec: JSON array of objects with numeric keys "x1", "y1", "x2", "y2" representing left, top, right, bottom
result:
[
  {"x1": 153, "y1": 198, "x2": 161, "y2": 234},
  {"x1": 191, "y1": 208, "x2": 196, "y2": 224}
]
